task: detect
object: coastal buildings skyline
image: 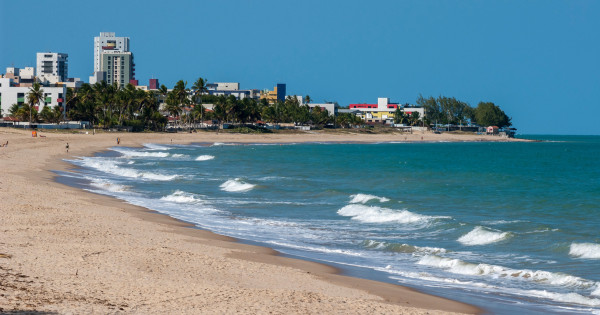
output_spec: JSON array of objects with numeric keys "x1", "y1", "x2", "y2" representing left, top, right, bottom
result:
[{"x1": 1, "y1": 0, "x2": 599, "y2": 134}]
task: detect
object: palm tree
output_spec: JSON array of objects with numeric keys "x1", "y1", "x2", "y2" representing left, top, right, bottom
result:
[
  {"x1": 27, "y1": 82, "x2": 44, "y2": 127},
  {"x1": 158, "y1": 84, "x2": 168, "y2": 111},
  {"x1": 304, "y1": 95, "x2": 311, "y2": 105},
  {"x1": 172, "y1": 80, "x2": 190, "y2": 128},
  {"x1": 192, "y1": 77, "x2": 208, "y2": 127},
  {"x1": 165, "y1": 91, "x2": 181, "y2": 128}
]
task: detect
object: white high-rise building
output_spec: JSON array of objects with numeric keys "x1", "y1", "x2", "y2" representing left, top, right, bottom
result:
[
  {"x1": 93, "y1": 32, "x2": 129, "y2": 72},
  {"x1": 90, "y1": 32, "x2": 131, "y2": 84},
  {"x1": 36, "y1": 52, "x2": 68, "y2": 83}
]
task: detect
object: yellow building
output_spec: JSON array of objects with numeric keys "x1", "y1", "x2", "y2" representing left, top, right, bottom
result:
[{"x1": 260, "y1": 83, "x2": 286, "y2": 104}]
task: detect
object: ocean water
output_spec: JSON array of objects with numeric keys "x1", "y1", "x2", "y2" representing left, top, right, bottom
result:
[{"x1": 58, "y1": 135, "x2": 600, "y2": 314}]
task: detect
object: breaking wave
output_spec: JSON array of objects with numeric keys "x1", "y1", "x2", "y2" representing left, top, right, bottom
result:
[
  {"x1": 458, "y1": 226, "x2": 510, "y2": 246},
  {"x1": 523, "y1": 289, "x2": 600, "y2": 308},
  {"x1": 111, "y1": 147, "x2": 170, "y2": 158},
  {"x1": 160, "y1": 190, "x2": 204, "y2": 204},
  {"x1": 362, "y1": 240, "x2": 446, "y2": 254},
  {"x1": 196, "y1": 155, "x2": 215, "y2": 161},
  {"x1": 88, "y1": 178, "x2": 129, "y2": 192},
  {"x1": 418, "y1": 255, "x2": 598, "y2": 289},
  {"x1": 143, "y1": 143, "x2": 171, "y2": 150},
  {"x1": 349, "y1": 194, "x2": 390, "y2": 204},
  {"x1": 337, "y1": 204, "x2": 448, "y2": 224},
  {"x1": 78, "y1": 157, "x2": 178, "y2": 181},
  {"x1": 220, "y1": 178, "x2": 255, "y2": 192},
  {"x1": 569, "y1": 243, "x2": 600, "y2": 259}
]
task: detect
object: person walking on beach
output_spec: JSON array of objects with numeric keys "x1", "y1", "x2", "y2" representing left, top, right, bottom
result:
[
  {"x1": 66, "y1": 143, "x2": 69, "y2": 153},
  {"x1": 117, "y1": 137, "x2": 120, "y2": 145}
]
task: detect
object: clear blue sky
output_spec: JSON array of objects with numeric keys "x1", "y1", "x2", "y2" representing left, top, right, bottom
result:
[{"x1": 1, "y1": 0, "x2": 598, "y2": 135}]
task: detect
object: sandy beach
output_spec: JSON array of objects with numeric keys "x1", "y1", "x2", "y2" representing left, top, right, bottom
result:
[{"x1": 0, "y1": 128, "x2": 521, "y2": 314}]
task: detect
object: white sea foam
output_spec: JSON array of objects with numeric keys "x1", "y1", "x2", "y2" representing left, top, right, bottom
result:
[
  {"x1": 349, "y1": 194, "x2": 390, "y2": 204},
  {"x1": 160, "y1": 190, "x2": 203, "y2": 204},
  {"x1": 337, "y1": 204, "x2": 447, "y2": 224},
  {"x1": 525, "y1": 289, "x2": 600, "y2": 307},
  {"x1": 89, "y1": 178, "x2": 129, "y2": 192},
  {"x1": 111, "y1": 147, "x2": 169, "y2": 158},
  {"x1": 170, "y1": 154, "x2": 187, "y2": 158},
  {"x1": 457, "y1": 226, "x2": 510, "y2": 245},
  {"x1": 266, "y1": 241, "x2": 365, "y2": 257},
  {"x1": 220, "y1": 178, "x2": 255, "y2": 192},
  {"x1": 569, "y1": 243, "x2": 600, "y2": 259},
  {"x1": 143, "y1": 143, "x2": 171, "y2": 150},
  {"x1": 362, "y1": 240, "x2": 446, "y2": 254},
  {"x1": 196, "y1": 155, "x2": 215, "y2": 161},
  {"x1": 418, "y1": 255, "x2": 597, "y2": 289},
  {"x1": 79, "y1": 157, "x2": 178, "y2": 181},
  {"x1": 482, "y1": 220, "x2": 525, "y2": 225}
]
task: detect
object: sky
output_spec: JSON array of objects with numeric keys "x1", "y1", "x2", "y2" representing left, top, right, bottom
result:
[{"x1": 1, "y1": 0, "x2": 598, "y2": 135}]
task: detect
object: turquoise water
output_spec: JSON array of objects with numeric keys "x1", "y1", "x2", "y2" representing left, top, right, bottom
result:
[{"x1": 60, "y1": 136, "x2": 600, "y2": 314}]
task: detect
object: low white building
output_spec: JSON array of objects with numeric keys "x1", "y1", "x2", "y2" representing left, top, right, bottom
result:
[
  {"x1": 307, "y1": 103, "x2": 337, "y2": 116},
  {"x1": 206, "y1": 82, "x2": 260, "y2": 100},
  {"x1": 0, "y1": 78, "x2": 67, "y2": 117},
  {"x1": 4, "y1": 67, "x2": 35, "y2": 86},
  {"x1": 36, "y1": 52, "x2": 68, "y2": 83},
  {"x1": 207, "y1": 82, "x2": 239, "y2": 91}
]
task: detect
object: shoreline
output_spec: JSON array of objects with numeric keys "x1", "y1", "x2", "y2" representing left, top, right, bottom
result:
[{"x1": 0, "y1": 128, "x2": 510, "y2": 314}]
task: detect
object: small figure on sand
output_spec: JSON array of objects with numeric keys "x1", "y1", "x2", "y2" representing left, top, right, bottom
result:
[
  {"x1": 66, "y1": 143, "x2": 69, "y2": 153},
  {"x1": 117, "y1": 137, "x2": 120, "y2": 145},
  {"x1": 1, "y1": 141, "x2": 7, "y2": 147}
]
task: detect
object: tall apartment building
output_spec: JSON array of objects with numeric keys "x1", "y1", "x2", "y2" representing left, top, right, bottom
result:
[
  {"x1": 100, "y1": 51, "x2": 135, "y2": 86},
  {"x1": 94, "y1": 32, "x2": 129, "y2": 72},
  {"x1": 36, "y1": 52, "x2": 68, "y2": 83},
  {"x1": 90, "y1": 32, "x2": 134, "y2": 85}
]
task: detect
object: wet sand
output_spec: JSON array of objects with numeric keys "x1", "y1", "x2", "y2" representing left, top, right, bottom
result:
[{"x1": 0, "y1": 128, "x2": 511, "y2": 314}]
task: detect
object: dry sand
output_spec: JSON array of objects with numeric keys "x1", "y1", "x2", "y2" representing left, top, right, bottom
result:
[{"x1": 0, "y1": 128, "x2": 519, "y2": 314}]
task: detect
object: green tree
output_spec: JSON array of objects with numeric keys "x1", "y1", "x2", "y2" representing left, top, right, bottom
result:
[
  {"x1": 192, "y1": 77, "x2": 208, "y2": 126},
  {"x1": 310, "y1": 106, "x2": 330, "y2": 126},
  {"x1": 473, "y1": 102, "x2": 512, "y2": 127},
  {"x1": 27, "y1": 82, "x2": 44, "y2": 125},
  {"x1": 40, "y1": 105, "x2": 63, "y2": 124},
  {"x1": 417, "y1": 94, "x2": 473, "y2": 125},
  {"x1": 394, "y1": 108, "x2": 408, "y2": 124},
  {"x1": 172, "y1": 80, "x2": 191, "y2": 127},
  {"x1": 165, "y1": 91, "x2": 182, "y2": 127},
  {"x1": 405, "y1": 111, "x2": 421, "y2": 126}
]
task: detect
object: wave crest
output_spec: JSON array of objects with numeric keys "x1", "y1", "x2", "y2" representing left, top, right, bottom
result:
[
  {"x1": 143, "y1": 143, "x2": 171, "y2": 150},
  {"x1": 350, "y1": 194, "x2": 390, "y2": 204},
  {"x1": 111, "y1": 147, "x2": 169, "y2": 158},
  {"x1": 458, "y1": 226, "x2": 510, "y2": 246},
  {"x1": 220, "y1": 178, "x2": 255, "y2": 192},
  {"x1": 196, "y1": 155, "x2": 215, "y2": 161},
  {"x1": 79, "y1": 158, "x2": 178, "y2": 181},
  {"x1": 362, "y1": 240, "x2": 446, "y2": 254},
  {"x1": 89, "y1": 178, "x2": 129, "y2": 192},
  {"x1": 337, "y1": 204, "x2": 447, "y2": 224},
  {"x1": 160, "y1": 190, "x2": 203, "y2": 204},
  {"x1": 418, "y1": 255, "x2": 597, "y2": 289},
  {"x1": 569, "y1": 243, "x2": 600, "y2": 259}
]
